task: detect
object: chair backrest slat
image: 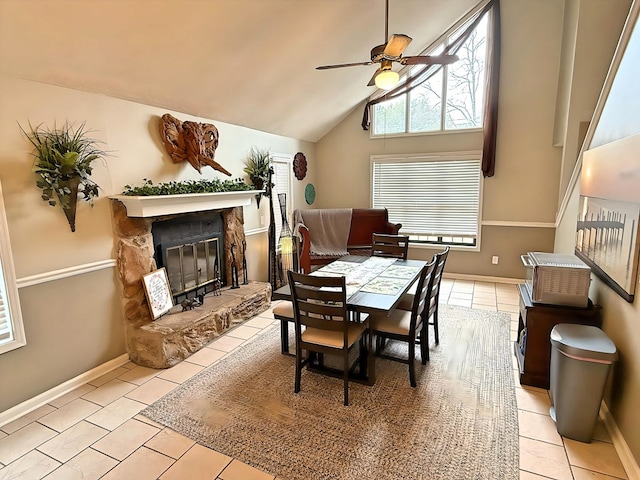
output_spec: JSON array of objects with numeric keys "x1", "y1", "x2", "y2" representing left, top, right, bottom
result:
[
  {"x1": 428, "y1": 246, "x2": 450, "y2": 317},
  {"x1": 371, "y1": 233, "x2": 409, "y2": 260},
  {"x1": 410, "y1": 258, "x2": 437, "y2": 332},
  {"x1": 288, "y1": 271, "x2": 349, "y2": 336}
]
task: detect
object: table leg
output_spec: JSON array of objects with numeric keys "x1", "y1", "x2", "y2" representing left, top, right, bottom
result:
[
  {"x1": 354, "y1": 311, "x2": 376, "y2": 385},
  {"x1": 367, "y1": 330, "x2": 376, "y2": 385},
  {"x1": 280, "y1": 319, "x2": 290, "y2": 355}
]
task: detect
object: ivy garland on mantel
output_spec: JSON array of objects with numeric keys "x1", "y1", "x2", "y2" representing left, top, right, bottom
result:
[{"x1": 122, "y1": 178, "x2": 252, "y2": 196}]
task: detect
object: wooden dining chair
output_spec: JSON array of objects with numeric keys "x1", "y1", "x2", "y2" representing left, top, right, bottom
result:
[
  {"x1": 369, "y1": 257, "x2": 437, "y2": 387},
  {"x1": 287, "y1": 270, "x2": 370, "y2": 406},
  {"x1": 273, "y1": 233, "x2": 309, "y2": 355},
  {"x1": 397, "y1": 246, "x2": 449, "y2": 357},
  {"x1": 371, "y1": 233, "x2": 410, "y2": 260}
]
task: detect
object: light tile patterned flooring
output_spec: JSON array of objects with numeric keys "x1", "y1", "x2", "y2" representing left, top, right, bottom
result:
[{"x1": 0, "y1": 279, "x2": 629, "y2": 479}]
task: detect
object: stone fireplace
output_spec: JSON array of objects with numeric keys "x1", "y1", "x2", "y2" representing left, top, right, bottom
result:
[{"x1": 109, "y1": 192, "x2": 271, "y2": 368}]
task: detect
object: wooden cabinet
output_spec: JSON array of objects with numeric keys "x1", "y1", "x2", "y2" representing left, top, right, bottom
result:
[{"x1": 514, "y1": 284, "x2": 601, "y2": 389}]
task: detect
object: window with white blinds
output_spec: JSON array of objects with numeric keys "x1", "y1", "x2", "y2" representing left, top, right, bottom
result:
[
  {"x1": 0, "y1": 180, "x2": 26, "y2": 354},
  {"x1": 0, "y1": 263, "x2": 12, "y2": 343},
  {"x1": 371, "y1": 152, "x2": 482, "y2": 247},
  {"x1": 271, "y1": 154, "x2": 293, "y2": 243}
]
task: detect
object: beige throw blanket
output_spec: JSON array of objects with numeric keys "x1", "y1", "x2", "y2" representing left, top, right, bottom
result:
[{"x1": 294, "y1": 208, "x2": 353, "y2": 256}]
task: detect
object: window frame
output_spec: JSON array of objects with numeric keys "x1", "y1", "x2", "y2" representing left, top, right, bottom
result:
[
  {"x1": 370, "y1": 1, "x2": 491, "y2": 138},
  {"x1": 270, "y1": 153, "x2": 294, "y2": 245},
  {"x1": 0, "y1": 180, "x2": 26, "y2": 354},
  {"x1": 370, "y1": 151, "x2": 483, "y2": 252}
]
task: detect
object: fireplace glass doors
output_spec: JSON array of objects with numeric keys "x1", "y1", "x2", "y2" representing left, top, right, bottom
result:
[
  {"x1": 164, "y1": 238, "x2": 219, "y2": 295},
  {"x1": 152, "y1": 212, "x2": 225, "y2": 302}
]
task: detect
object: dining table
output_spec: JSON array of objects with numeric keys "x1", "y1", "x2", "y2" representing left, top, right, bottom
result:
[{"x1": 272, "y1": 254, "x2": 428, "y2": 384}]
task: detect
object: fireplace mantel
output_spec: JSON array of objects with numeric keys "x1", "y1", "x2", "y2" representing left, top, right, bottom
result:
[{"x1": 110, "y1": 190, "x2": 263, "y2": 218}]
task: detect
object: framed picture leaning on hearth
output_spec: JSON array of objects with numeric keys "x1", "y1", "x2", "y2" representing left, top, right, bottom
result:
[{"x1": 142, "y1": 267, "x2": 174, "y2": 319}]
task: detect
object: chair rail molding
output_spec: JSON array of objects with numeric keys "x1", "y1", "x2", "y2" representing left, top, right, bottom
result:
[
  {"x1": 16, "y1": 259, "x2": 116, "y2": 288},
  {"x1": 481, "y1": 220, "x2": 555, "y2": 228}
]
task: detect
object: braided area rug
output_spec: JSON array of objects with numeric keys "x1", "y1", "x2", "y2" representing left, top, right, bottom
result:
[{"x1": 141, "y1": 305, "x2": 518, "y2": 480}]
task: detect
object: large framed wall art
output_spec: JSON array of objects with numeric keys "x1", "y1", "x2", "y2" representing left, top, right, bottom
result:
[{"x1": 575, "y1": 134, "x2": 640, "y2": 302}]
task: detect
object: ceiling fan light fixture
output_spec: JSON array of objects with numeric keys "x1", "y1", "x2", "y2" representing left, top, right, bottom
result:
[{"x1": 374, "y1": 69, "x2": 399, "y2": 90}]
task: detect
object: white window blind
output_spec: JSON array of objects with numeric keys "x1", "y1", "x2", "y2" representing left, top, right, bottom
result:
[
  {"x1": 372, "y1": 154, "x2": 482, "y2": 243},
  {"x1": 0, "y1": 265, "x2": 11, "y2": 343},
  {"x1": 0, "y1": 180, "x2": 26, "y2": 354},
  {"x1": 271, "y1": 154, "x2": 293, "y2": 242}
]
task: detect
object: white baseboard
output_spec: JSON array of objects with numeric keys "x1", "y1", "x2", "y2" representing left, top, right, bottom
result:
[
  {"x1": 443, "y1": 272, "x2": 524, "y2": 284},
  {"x1": 0, "y1": 353, "x2": 130, "y2": 428},
  {"x1": 601, "y1": 402, "x2": 640, "y2": 480}
]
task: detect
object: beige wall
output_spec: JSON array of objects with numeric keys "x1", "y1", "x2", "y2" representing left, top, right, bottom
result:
[
  {"x1": 555, "y1": 1, "x2": 639, "y2": 463},
  {"x1": 315, "y1": 2, "x2": 637, "y2": 462},
  {"x1": 0, "y1": 76, "x2": 314, "y2": 413},
  {"x1": 1, "y1": 270, "x2": 123, "y2": 410},
  {"x1": 1, "y1": 0, "x2": 637, "y2": 463},
  {"x1": 315, "y1": 0, "x2": 566, "y2": 279},
  {"x1": 555, "y1": 0, "x2": 633, "y2": 207}
]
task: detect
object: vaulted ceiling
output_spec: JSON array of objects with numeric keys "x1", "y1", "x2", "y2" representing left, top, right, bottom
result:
[{"x1": 0, "y1": 0, "x2": 479, "y2": 142}]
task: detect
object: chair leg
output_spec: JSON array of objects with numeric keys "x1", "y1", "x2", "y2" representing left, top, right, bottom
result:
[
  {"x1": 358, "y1": 336, "x2": 365, "y2": 373},
  {"x1": 422, "y1": 324, "x2": 430, "y2": 362},
  {"x1": 433, "y1": 308, "x2": 440, "y2": 344},
  {"x1": 367, "y1": 329, "x2": 375, "y2": 385},
  {"x1": 420, "y1": 328, "x2": 428, "y2": 365},
  {"x1": 343, "y1": 353, "x2": 349, "y2": 406},
  {"x1": 279, "y1": 318, "x2": 290, "y2": 354},
  {"x1": 294, "y1": 347, "x2": 302, "y2": 394},
  {"x1": 408, "y1": 341, "x2": 416, "y2": 388}
]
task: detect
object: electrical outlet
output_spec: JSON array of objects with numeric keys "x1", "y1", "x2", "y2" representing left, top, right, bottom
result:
[
  {"x1": 491, "y1": 256, "x2": 499, "y2": 265},
  {"x1": 260, "y1": 215, "x2": 266, "y2": 227}
]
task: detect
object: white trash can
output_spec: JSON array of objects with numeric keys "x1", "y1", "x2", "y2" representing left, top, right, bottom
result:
[{"x1": 549, "y1": 323, "x2": 617, "y2": 443}]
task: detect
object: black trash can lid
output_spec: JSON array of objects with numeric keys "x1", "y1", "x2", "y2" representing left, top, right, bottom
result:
[{"x1": 550, "y1": 324, "x2": 618, "y2": 362}]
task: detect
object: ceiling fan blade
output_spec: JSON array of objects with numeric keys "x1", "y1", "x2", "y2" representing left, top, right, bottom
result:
[
  {"x1": 367, "y1": 68, "x2": 383, "y2": 87},
  {"x1": 383, "y1": 34, "x2": 412, "y2": 57},
  {"x1": 400, "y1": 54, "x2": 459, "y2": 66},
  {"x1": 316, "y1": 61, "x2": 374, "y2": 70}
]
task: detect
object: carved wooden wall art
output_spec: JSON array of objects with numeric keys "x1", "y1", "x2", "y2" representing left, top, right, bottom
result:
[
  {"x1": 293, "y1": 151, "x2": 307, "y2": 180},
  {"x1": 160, "y1": 113, "x2": 231, "y2": 175}
]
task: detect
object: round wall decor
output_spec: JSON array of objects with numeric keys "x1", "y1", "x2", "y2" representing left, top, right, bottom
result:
[
  {"x1": 304, "y1": 183, "x2": 316, "y2": 205},
  {"x1": 293, "y1": 152, "x2": 307, "y2": 180}
]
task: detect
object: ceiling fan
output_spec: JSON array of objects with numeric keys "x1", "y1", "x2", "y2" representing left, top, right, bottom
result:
[{"x1": 316, "y1": 0, "x2": 459, "y2": 89}]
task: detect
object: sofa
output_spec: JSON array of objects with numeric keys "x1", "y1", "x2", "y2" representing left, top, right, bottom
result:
[{"x1": 293, "y1": 208, "x2": 402, "y2": 273}]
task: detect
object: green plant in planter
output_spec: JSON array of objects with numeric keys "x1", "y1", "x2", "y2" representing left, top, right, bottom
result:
[
  {"x1": 243, "y1": 146, "x2": 273, "y2": 207},
  {"x1": 122, "y1": 178, "x2": 252, "y2": 196},
  {"x1": 20, "y1": 121, "x2": 108, "y2": 232}
]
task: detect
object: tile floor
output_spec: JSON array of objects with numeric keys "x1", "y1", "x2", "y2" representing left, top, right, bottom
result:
[{"x1": 0, "y1": 279, "x2": 630, "y2": 479}]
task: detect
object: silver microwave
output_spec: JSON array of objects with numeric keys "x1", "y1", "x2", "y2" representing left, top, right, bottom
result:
[{"x1": 521, "y1": 252, "x2": 591, "y2": 307}]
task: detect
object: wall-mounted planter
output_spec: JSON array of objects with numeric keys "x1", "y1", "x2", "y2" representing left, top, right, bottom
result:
[
  {"x1": 59, "y1": 176, "x2": 81, "y2": 232},
  {"x1": 20, "y1": 121, "x2": 106, "y2": 233}
]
